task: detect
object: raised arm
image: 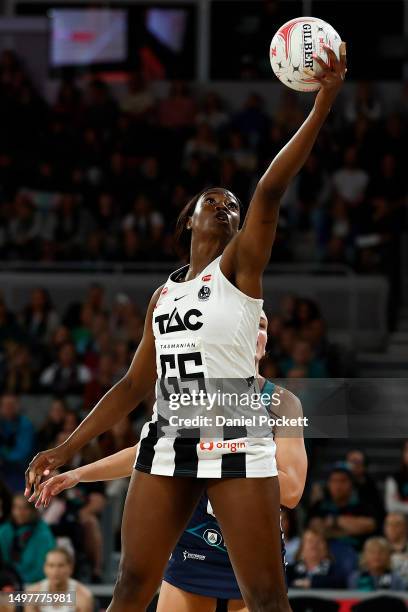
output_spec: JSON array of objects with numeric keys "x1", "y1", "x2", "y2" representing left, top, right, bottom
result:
[
  {"x1": 222, "y1": 45, "x2": 346, "y2": 298},
  {"x1": 25, "y1": 286, "x2": 162, "y2": 497}
]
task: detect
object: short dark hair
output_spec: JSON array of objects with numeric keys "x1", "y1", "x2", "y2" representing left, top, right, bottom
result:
[{"x1": 174, "y1": 187, "x2": 243, "y2": 261}]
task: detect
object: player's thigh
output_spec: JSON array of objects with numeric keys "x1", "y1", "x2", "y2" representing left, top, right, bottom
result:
[
  {"x1": 206, "y1": 477, "x2": 285, "y2": 595},
  {"x1": 228, "y1": 600, "x2": 248, "y2": 612},
  {"x1": 120, "y1": 470, "x2": 206, "y2": 581},
  {"x1": 157, "y1": 581, "x2": 217, "y2": 612}
]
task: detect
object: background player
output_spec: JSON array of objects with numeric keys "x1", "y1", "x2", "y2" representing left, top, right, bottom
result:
[{"x1": 25, "y1": 548, "x2": 93, "y2": 612}]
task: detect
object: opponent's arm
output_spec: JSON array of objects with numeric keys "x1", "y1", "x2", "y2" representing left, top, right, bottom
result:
[
  {"x1": 32, "y1": 445, "x2": 138, "y2": 507},
  {"x1": 25, "y1": 286, "x2": 162, "y2": 497},
  {"x1": 222, "y1": 45, "x2": 346, "y2": 298},
  {"x1": 274, "y1": 389, "x2": 307, "y2": 509}
]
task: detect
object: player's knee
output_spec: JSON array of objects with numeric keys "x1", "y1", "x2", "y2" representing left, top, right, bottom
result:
[
  {"x1": 113, "y1": 564, "x2": 150, "y2": 604},
  {"x1": 245, "y1": 586, "x2": 290, "y2": 612}
]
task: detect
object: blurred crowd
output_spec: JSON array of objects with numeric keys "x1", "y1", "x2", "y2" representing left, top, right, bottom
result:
[
  {"x1": 0, "y1": 51, "x2": 407, "y2": 313},
  {"x1": 0, "y1": 281, "x2": 352, "y2": 585},
  {"x1": 3, "y1": 420, "x2": 408, "y2": 596}
]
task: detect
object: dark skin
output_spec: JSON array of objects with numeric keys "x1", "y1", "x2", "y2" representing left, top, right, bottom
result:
[{"x1": 26, "y1": 45, "x2": 346, "y2": 612}]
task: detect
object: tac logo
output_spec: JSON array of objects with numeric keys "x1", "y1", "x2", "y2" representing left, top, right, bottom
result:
[
  {"x1": 154, "y1": 307, "x2": 203, "y2": 335},
  {"x1": 161, "y1": 287, "x2": 168, "y2": 295},
  {"x1": 198, "y1": 285, "x2": 211, "y2": 301},
  {"x1": 202, "y1": 274, "x2": 212, "y2": 282},
  {"x1": 200, "y1": 441, "x2": 214, "y2": 451}
]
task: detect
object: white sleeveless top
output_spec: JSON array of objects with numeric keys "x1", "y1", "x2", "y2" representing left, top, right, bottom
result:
[
  {"x1": 153, "y1": 255, "x2": 263, "y2": 379},
  {"x1": 135, "y1": 255, "x2": 278, "y2": 478}
]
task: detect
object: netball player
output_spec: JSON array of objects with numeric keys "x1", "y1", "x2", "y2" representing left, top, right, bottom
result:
[
  {"x1": 31, "y1": 314, "x2": 307, "y2": 612},
  {"x1": 26, "y1": 45, "x2": 346, "y2": 612}
]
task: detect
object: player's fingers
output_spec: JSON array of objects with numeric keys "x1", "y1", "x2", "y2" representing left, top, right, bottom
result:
[
  {"x1": 313, "y1": 54, "x2": 330, "y2": 73},
  {"x1": 303, "y1": 68, "x2": 324, "y2": 85},
  {"x1": 323, "y1": 46, "x2": 338, "y2": 70}
]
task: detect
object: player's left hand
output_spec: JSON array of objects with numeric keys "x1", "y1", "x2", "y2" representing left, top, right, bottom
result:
[{"x1": 311, "y1": 42, "x2": 347, "y2": 111}]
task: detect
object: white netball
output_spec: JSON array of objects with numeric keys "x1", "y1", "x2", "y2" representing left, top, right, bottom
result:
[{"x1": 270, "y1": 16, "x2": 342, "y2": 92}]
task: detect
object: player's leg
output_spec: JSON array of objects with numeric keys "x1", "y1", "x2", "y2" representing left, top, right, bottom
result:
[
  {"x1": 157, "y1": 581, "x2": 217, "y2": 612},
  {"x1": 107, "y1": 470, "x2": 206, "y2": 612},
  {"x1": 228, "y1": 600, "x2": 248, "y2": 612},
  {"x1": 206, "y1": 477, "x2": 290, "y2": 612}
]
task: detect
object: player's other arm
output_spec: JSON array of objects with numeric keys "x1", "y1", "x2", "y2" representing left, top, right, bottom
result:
[
  {"x1": 224, "y1": 45, "x2": 346, "y2": 295},
  {"x1": 274, "y1": 389, "x2": 307, "y2": 509},
  {"x1": 32, "y1": 445, "x2": 138, "y2": 507},
  {"x1": 25, "y1": 286, "x2": 162, "y2": 497}
]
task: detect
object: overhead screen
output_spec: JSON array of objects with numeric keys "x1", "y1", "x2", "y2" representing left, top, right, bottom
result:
[{"x1": 50, "y1": 9, "x2": 127, "y2": 68}]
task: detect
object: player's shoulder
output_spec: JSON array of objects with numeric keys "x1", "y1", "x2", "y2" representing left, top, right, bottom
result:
[{"x1": 274, "y1": 385, "x2": 303, "y2": 416}]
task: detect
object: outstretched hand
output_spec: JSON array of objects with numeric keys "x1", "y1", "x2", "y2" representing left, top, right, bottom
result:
[
  {"x1": 24, "y1": 445, "x2": 70, "y2": 499},
  {"x1": 28, "y1": 469, "x2": 80, "y2": 508},
  {"x1": 307, "y1": 42, "x2": 347, "y2": 111}
]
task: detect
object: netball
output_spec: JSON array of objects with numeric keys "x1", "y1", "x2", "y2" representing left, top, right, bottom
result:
[{"x1": 270, "y1": 16, "x2": 342, "y2": 92}]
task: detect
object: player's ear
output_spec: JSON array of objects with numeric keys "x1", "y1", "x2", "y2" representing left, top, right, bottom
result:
[{"x1": 186, "y1": 218, "x2": 192, "y2": 230}]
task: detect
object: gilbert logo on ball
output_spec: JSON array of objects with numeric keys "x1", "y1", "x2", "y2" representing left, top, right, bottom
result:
[{"x1": 270, "y1": 16, "x2": 341, "y2": 92}]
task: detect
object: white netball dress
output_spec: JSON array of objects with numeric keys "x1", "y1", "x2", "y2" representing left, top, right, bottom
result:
[{"x1": 135, "y1": 255, "x2": 277, "y2": 478}]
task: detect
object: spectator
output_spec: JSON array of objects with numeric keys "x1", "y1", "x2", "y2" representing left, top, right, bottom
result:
[
  {"x1": 120, "y1": 72, "x2": 155, "y2": 120},
  {"x1": 344, "y1": 81, "x2": 382, "y2": 124},
  {"x1": 26, "y1": 548, "x2": 93, "y2": 612},
  {"x1": 280, "y1": 340, "x2": 328, "y2": 378},
  {"x1": 2, "y1": 344, "x2": 36, "y2": 394},
  {"x1": 346, "y1": 449, "x2": 384, "y2": 521},
  {"x1": 20, "y1": 288, "x2": 59, "y2": 345},
  {"x1": 332, "y1": 146, "x2": 369, "y2": 207},
  {"x1": 0, "y1": 494, "x2": 55, "y2": 584},
  {"x1": 348, "y1": 537, "x2": 405, "y2": 591},
  {"x1": 158, "y1": 80, "x2": 196, "y2": 130},
  {"x1": 0, "y1": 300, "x2": 26, "y2": 353},
  {"x1": 112, "y1": 341, "x2": 131, "y2": 380},
  {"x1": 99, "y1": 416, "x2": 136, "y2": 458},
  {"x1": 384, "y1": 512, "x2": 408, "y2": 585},
  {"x1": 0, "y1": 394, "x2": 34, "y2": 491},
  {"x1": 233, "y1": 92, "x2": 269, "y2": 148},
  {"x1": 224, "y1": 130, "x2": 257, "y2": 172},
  {"x1": 36, "y1": 398, "x2": 67, "y2": 450},
  {"x1": 183, "y1": 123, "x2": 219, "y2": 164},
  {"x1": 72, "y1": 304, "x2": 94, "y2": 356},
  {"x1": 308, "y1": 465, "x2": 377, "y2": 551},
  {"x1": 54, "y1": 432, "x2": 106, "y2": 582},
  {"x1": 8, "y1": 194, "x2": 41, "y2": 259},
  {"x1": 281, "y1": 507, "x2": 301, "y2": 565},
  {"x1": 385, "y1": 440, "x2": 408, "y2": 515},
  {"x1": 40, "y1": 341, "x2": 92, "y2": 395},
  {"x1": 122, "y1": 194, "x2": 164, "y2": 254},
  {"x1": 286, "y1": 529, "x2": 347, "y2": 589},
  {"x1": 63, "y1": 284, "x2": 105, "y2": 329},
  {"x1": 83, "y1": 353, "x2": 116, "y2": 411},
  {"x1": 196, "y1": 91, "x2": 229, "y2": 133}
]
